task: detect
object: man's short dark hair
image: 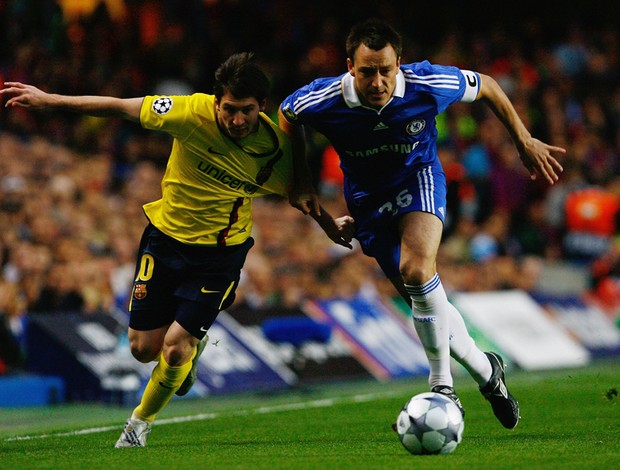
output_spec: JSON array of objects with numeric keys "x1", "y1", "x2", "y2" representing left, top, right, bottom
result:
[
  {"x1": 213, "y1": 52, "x2": 269, "y2": 102},
  {"x1": 346, "y1": 18, "x2": 402, "y2": 63}
]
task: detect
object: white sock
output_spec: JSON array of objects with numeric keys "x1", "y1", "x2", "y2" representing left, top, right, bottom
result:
[
  {"x1": 445, "y1": 302, "x2": 492, "y2": 386},
  {"x1": 405, "y1": 274, "x2": 452, "y2": 389}
]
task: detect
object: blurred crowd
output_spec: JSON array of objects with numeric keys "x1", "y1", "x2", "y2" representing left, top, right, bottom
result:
[{"x1": 1, "y1": 0, "x2": 619, "y2": 372}]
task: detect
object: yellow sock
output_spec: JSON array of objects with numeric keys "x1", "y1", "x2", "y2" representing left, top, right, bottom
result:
[{"x1": 132, "y1": 349, "x2": 196, "y2": 423}]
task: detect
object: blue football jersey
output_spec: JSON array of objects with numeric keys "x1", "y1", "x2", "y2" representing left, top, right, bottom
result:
[{"x1": 280, "y1": 61, "x2": 480, "y2": 199}]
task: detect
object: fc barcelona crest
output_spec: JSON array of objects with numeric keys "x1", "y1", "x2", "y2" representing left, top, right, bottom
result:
[{"x1": 133, "y1": 283, "x2": 147, "y2": 300}]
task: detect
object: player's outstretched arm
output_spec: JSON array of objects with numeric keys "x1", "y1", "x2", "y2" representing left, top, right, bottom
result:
[
  {"x1": 1, "y1": 82, "x2": 143, "y2": 122},
  {"x1": 477, "y1": 74, "x2": 565, "y2": 185}
]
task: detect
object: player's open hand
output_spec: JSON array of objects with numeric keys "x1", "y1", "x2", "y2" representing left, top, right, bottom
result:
[
  {"x1": 519, "y1": 137, "x2": 566, "y2": 185},
  {"x1": 1, "y1": 82, "x2": 51, "y2": 109}
]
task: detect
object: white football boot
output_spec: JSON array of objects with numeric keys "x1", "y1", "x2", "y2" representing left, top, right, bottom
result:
[{"x1": 115, "y1": 418, "x2": 151, "y2": 448}]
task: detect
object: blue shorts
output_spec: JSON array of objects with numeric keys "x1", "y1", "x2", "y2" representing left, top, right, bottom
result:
[
  {"x1": 128, "y1": 224, "x2": 253, "y2": 339},
  {"x1": 346, "y1": 164, "x2": 446, "y2": 278}
]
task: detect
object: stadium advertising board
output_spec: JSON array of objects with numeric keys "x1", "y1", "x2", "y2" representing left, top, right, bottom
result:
[
  {"x1": 226, "y1": 303, "x2": 372, "y2": 382},
  {"x1": 305, "y1": 295, "x2": 429, "y2": 380},
  {"x1": 25, "y1": 312, "x2": 295, "y2": 403},
  {"x1": 532, "y1": 293, "x2": 620, "y2": 357},
  {"x1": 452, "y1": 290, "x2": 590, "y2": 370},
  {"x1": 26, "y1": 313, "x2": 148, "y2": 403},
  {"x1": 189, "y1": 311, "x2": 294, "y2": 396}
]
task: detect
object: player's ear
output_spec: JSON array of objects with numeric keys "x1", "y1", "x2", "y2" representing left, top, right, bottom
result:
[
  {"x1": 259, "y1": 98, "x2": 266, "y2": 112},
  {"x1": 347, "y1": 58, "x2": 354, "y2": 75}
]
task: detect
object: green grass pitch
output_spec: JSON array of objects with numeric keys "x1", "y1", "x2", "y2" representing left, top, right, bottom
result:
[{"x1": 0, "y1": 359, "x2": 618, "y2": 469}]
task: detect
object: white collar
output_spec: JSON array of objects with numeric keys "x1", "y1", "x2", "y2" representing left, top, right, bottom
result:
[{"x1": 341, "y1": 69, "x2": 405, "y2": 110}]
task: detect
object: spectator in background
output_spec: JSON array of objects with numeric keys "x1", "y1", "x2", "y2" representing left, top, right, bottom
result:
[
  {"x1": 544, "y1": 159, "x2": 587, "y2": 242},
  {"x1": 562, "y1": 175, "x2": 620, "y2": 262},
  {"x1": 318, "y1": 144, "x2": 344, "y2": 200},
  {"x1": 590, "y1": 233, "x2": 620, "y2": 319},
  {"x1": 438, "y1": 143, "x2": 477, "y2": 238},
  {"x1": 470, "y1": 211, "x2": 514, "y2": 263},
  {"x1": 489, "y1": 139, "x2": 533, "y2": 214},
  {"x1": 553, "y1": 25, "x2": 590, "y2": 78},
  {"x1": 512, "y1": 196, "x2": 558, "y2": 258}
]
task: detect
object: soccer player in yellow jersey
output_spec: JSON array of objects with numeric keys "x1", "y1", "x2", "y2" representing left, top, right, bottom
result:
[{"x1": 1, "y1": 53, "x2": 354, "y2": 448}]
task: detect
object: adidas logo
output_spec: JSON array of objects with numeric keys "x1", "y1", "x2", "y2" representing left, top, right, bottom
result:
[{"x1": 373, "y1": 122, "x2": 389, "y2": 131}]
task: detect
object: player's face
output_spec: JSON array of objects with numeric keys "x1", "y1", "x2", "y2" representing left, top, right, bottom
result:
[
  {"x1": 216, "y1": 92, "x2": 265, "y2": 140},
  {"x1": 348, "y1": 44, "x2": 400, "y2": 109}
]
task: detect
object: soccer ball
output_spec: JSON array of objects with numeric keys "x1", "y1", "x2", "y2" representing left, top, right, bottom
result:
[{"x1": 396, "y1": 392, "x2": 464, "y2": 455}]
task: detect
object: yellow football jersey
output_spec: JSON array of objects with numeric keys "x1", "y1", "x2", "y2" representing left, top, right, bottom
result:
[{"x1": 139, "y1": 94, "x2": 293, "y2": 246}]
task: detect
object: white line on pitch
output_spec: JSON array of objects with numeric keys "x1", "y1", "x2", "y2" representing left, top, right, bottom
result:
[{"x1": 5, "y1": 390, "x2": 399, "y2": 442}]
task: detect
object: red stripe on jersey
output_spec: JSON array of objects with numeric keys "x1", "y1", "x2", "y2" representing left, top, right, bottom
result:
[{"x1": 217, "y1": 197, "x2": 245, "y2": 246}]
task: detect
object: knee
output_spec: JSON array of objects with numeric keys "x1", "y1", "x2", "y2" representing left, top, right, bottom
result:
[
  {"x1": 129, "y1": 341, "x2": 160, "y2": 363},
  {"x1": 399, "y1": 246, "x2": 437, "y2": 286},
  {"x1": 162, "y1": 341, "x2": 195, "y2": 367},
  {"x1": 400, "y1": 260, "x2": 436, "y2": 286}
]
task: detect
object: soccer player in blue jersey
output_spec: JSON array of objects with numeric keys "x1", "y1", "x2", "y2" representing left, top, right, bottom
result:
[
  {"x1": 279, "y1": 18, "x2": 566, "y2": 429},
  {"x1": 2, "y1": 53, "x2": 351, "y2": 447}
]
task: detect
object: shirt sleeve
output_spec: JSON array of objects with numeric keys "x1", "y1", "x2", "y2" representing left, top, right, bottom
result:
[
  {"x1": 140, "y1": 95, "x2": 196, "y2": 139},
  {"x1": 280, "y1": 91, "x2": 305, "y2": 125}
]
